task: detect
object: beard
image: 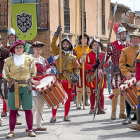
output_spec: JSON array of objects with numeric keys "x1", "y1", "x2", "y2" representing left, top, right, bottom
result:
[{"x1": 120, "y1": 38, "x2": 126, "y2": 42}]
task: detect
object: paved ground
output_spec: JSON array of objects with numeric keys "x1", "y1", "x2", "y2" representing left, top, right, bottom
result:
[{"x1": 0, "y1": 88, "x2": 139, "y2": 140}]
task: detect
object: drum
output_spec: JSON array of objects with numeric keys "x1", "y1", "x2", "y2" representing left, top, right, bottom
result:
[
  {"x1": 35, "y1": 75, "x2": 67, "y2": 108},
  {"x1": 119, "y1": 77, "x2": 138, "y2": 108}
]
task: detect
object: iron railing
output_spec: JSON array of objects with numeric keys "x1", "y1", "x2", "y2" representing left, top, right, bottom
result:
[
  {"x1": 37, "y1": 2, "x2": 49, "y2": 30},
  {"x1": 102, "y1": 14, "x2": 105, "y2": 35},
  {"x1": 81, "y1": 11, "x2": 86, "y2": 33},
  {"x1": 64, "y1": 7, "x2": 70, "y2": 32}
]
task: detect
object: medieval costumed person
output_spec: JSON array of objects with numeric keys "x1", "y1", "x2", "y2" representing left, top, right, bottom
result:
[
  {"x1": 2, "y1": 40, "x2": 37, "y2": 138},
  {"x1": 119, "y1": 32, "x2": 140, "y2": 125},
  {"x1": 50, "y1": 26, "x2": 79, "y2": 123},
  {"x1": 31, "y1": 41, "x2": 51, "y2": 131},
  {"x1": 0, "y1": 35, "x2": 10, "y2": 126},
  {"x1": 99, "y1": 26, "x2": 129, "y2": 120},
  {"x1": 85, "y1": 38, "x2": 107, "y2": 114},
  {"x1": 4, "y1": 28, "x2": 17, "y2": 50},
  {"x1": 2, "y1": 27, "x2": 22, "y2": 119},
  {"x1": 73, "y1": 34, "x2": 91, "y2": 109},
  {"x1": 130, "y1": 38, "x2": 140, "y2": 130}
]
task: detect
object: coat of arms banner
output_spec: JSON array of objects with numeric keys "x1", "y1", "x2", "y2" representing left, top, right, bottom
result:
[{"x1": 12, "y1": 3, "x2": 37, "y2": 40}]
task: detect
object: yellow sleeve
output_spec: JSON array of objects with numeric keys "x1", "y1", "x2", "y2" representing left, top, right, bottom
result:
[
  {"x1": 2, "y1": 60, "x2": 10, "y2": 81},
  {"x1": 51, "y1": 36, "x2": 59, "y2": 55},
  {"x1": 119, "y1": 50, "x2": 130, "y2": 77},
  {"x1": 72, "y1": 59, "x2": 80, "y2": 75}
]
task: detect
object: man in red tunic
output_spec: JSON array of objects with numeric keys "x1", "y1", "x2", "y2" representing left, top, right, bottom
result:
[
  {"x1": 99, "y1": 26, "x2": 130, "y2": 120},
  {"x1": 85, "y1": 38, "x2": 107, "y2": 114}
]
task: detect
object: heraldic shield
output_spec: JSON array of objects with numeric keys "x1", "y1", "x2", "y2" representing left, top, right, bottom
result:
[
  {"x1": 12, "y1": 3, "x2": 37, "y2": 40},
  {"x1": 17, "y1": 12, "x2": 32, "y2": 34}
]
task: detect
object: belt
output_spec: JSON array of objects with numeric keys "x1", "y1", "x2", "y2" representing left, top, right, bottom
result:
[{"x1": 15, "y1": 80, "x2": 28, "y2": 84}]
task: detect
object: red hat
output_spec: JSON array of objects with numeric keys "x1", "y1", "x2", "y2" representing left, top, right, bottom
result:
[{"x1": 9, "y1": 39, "x2": 26, "y2": 53}]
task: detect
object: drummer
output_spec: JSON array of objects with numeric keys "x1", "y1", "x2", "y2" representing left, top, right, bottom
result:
[
  {"x1": 50, "y1": 26, "x2": 79, "y2": 123},
  {"x1": 31, "y1": 41, "x2": 51, "y2": 131},
  {"x1": 2, "y1": 39, "x2": 36, "y2": 138},
  {"x1": 119, "y1": 32, "x2": 140, "y2": 125}
]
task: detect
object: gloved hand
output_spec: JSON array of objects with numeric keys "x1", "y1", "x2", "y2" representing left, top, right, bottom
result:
[
  {"x1": 54, "y1": 26, "x2": 62, "y2": 37},
  {"x1": 92, "y1": 59, "x2": 100, "y2": 70},
  {"x1": 71, "y1": 74, "x2": 79, "y2": 84}
]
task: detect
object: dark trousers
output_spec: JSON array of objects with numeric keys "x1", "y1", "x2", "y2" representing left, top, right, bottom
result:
[{"x1": 125, "y1": 100, "x2": 131, "y2": 118}]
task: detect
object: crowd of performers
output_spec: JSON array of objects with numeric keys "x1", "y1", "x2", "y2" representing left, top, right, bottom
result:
[{"x1": 0, "y1": 25, "x2": 140, "y2": 138}]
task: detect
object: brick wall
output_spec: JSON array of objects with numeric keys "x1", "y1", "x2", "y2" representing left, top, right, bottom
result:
[{"x1": 0, "y1": 0, "x2": 50, "y2": 59}]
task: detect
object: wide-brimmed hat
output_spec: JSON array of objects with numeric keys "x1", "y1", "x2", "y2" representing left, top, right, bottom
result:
[
  {"x1": 32, "y1": 41, "x2": 45, "y2": 48},
  {"x1": 89, "y1": 37, "x2": 103, "y2": 49},
  {"x1": 129, "y1": 32, "x2": 140, "y2": 38},
  {"x1": 9, "y1": 39, "x2": 26, "y2": 53}
]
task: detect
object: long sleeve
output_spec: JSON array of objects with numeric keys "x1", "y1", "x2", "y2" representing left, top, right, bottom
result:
[
  {"x1": 51, "y1": 36, "x2": 59, "y2": 55},
  {"x1": 2, "y1": 60, "x2": 10, "y2": 81},
  {"x1": 99, "y1": 45, "x2": 112, "y2": 69},
  {"x1": 85, "y1": 54, "x2": 94, "y2": 70},
  {"x1": 119, "y1": 50, "x2": 130, "y2": 77},
  {"x1": 72, "y1": 59, "x2": 80, "y2": 75}
]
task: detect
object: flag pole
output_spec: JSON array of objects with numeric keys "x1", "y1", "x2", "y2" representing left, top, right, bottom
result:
[
  {"x1": 8, "y1": 0, "x2": 12, "y2": 29},
  {"x1": 82, "y1": 0, "x2": 85, "y2": 109},
  {"x1": 75, "y1": 0, "x2": 77, "y2": 44},
  {"x1": 58, "y1": 0, "x2": 62, "y2": 77}
]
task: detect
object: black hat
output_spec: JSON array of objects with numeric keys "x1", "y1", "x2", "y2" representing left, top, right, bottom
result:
[
  {"x1": 78, "y1": 33, "x2": 89, "y2": 45},
  {"x1": 89, "y1": 37, "x2": 103, "y2": 49}
]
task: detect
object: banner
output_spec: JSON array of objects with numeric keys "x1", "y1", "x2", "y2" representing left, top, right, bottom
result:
[{"x1": 12, "y1": 3, "x2": 37, "y2": 40}]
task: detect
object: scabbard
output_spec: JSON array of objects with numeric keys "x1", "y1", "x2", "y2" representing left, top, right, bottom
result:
[{"x1": 14, "y1": 83, "x2": 19, "y2": 108}]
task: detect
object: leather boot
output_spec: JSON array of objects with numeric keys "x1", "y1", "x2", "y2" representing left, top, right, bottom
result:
[
  {"x1": 120, "y1": 94, "x2": 126, "y2": 118},
  {"x1": 76, "y1": 92, "x2": 82, "y2": 109},
  {"x1": 111, "y1": 94, "x2": 118, "y2": 120}
]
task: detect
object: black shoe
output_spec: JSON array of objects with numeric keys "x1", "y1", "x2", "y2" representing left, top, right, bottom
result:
[
  {"x1": 89, "y1": 109, "x2": 94, "y2": 114},
  {"x1": 85, "y1": 101, "x2": 90, "y2": 106},
  {"x1": 64, "y1": 116, "x2": 71, "y2": 122},
  {"x1": 131, "y1": 115, "x2": 137, "y2": 121},
  {"x1": 50, "y1": 117, "x2": 56, "y2": 123}
]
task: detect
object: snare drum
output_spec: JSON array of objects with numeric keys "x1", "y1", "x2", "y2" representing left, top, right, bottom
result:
[
  {"x1": 119, "y1": 77, "x2": 138, "y2": 108},
  {"x1": 35, "y1": 75, "x2": 67, "y2": 108}
]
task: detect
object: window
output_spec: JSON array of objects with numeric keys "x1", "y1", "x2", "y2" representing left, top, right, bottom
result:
[
  {"x1": 63, "y1": 0, "x2": 70, "y2": 32},
  {"x1": 80, "y1": 0, "x2": 86, "y2": 33},
  {"x1": 101, "y1": 0, "x2": 105, "y2": 35},
  {"x1": 12, "y1": 0, "x2": 36, "y2": 4}
]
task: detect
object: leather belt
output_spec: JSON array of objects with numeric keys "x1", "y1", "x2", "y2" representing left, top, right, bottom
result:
[{"x1": 15, "y1": 80, "x2": 27, "y2": 84}]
